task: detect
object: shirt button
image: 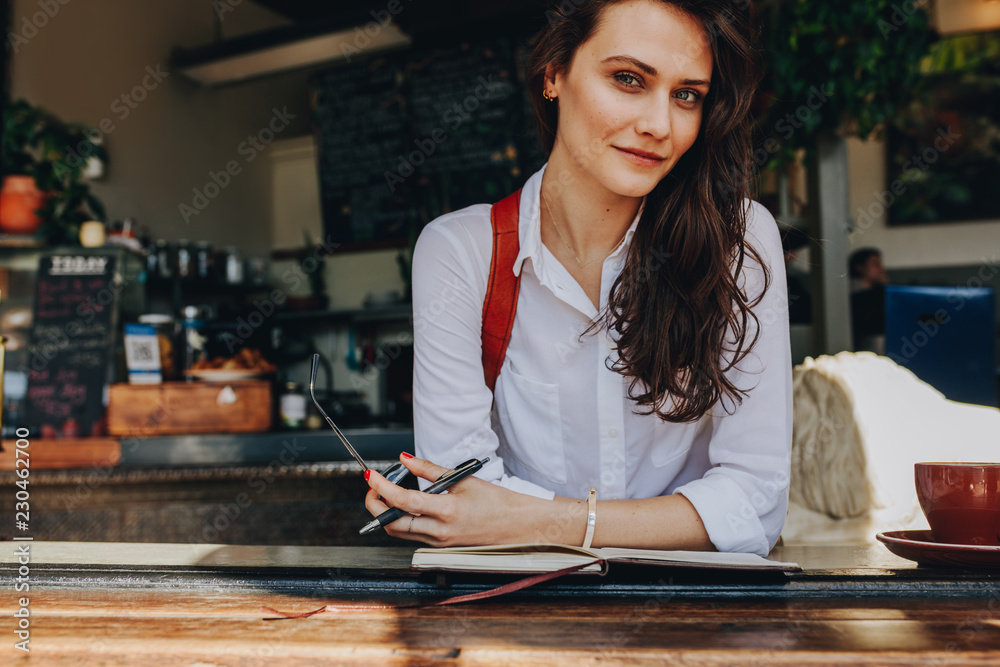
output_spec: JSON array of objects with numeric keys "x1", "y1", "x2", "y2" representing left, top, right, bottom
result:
[
  {"x1": 608, "y1": 428, "x2": 618, "y2": 438},
  {"x1": 610, "y1": 494, "x2": 620, "y2": 500}
]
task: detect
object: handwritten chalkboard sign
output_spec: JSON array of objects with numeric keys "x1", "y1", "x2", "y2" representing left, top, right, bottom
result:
[
  {"x1": 312, "y1": 57, "x2": 420, "y2": 249},
  {"x1": 311, "y1": 35, "x2": 542, "y2": 250},
  {"x1": 25, "y1": 254, "x2": 119, "y2": 438},
  {"x1": 403, "y1": 39, "x2": 525, "y2": 212}
]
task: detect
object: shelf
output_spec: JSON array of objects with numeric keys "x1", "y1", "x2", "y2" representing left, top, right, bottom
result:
[
  {"x1": 0, "y1": 437, "x2": 120, "y2": 470},
  {"x1": 0, "y1": 427, "x2": 413, "y2": 470},
  {"x1": 145, "y1": 276, "x2": 273, "y2": 294},
  {"x1": 0, "y1": 242, "x2": 145, "y2": 256},
  {"x1": 0, "y1": 237, "x2": 45, "y2": 249},
  {"x1": 274, "y1": 303, "x2": 413, "y2": 325},
  {"x1": 118, "y1": 426, "x2": 412, "y2": 467}
]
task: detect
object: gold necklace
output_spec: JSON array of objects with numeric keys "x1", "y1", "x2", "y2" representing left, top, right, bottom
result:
[{"x1": 542, "y1": 192, "x2": 629, "y2": 269}]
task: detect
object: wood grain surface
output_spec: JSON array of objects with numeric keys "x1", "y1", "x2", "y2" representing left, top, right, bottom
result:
[
  {"x1": 106, "y1": 380, "x2": 272, "y2": 435},
  {"x1": 3, "y1": 587, "x2": 1000, "y2": 665},
  {"x1": 0, "y1": 438, "x2": 119, "y2": 470}
]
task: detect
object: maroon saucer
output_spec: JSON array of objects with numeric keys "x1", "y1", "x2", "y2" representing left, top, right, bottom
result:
[{"x1": 876, "y1": 530, "x2": 1000, "y2": 568}]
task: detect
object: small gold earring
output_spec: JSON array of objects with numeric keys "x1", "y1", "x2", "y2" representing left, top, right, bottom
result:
[{"x1": 543, "y1": 89, "x2": 556, "y2": 102}]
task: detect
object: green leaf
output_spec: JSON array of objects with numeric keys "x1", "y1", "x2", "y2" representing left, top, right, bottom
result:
[
  {"x1": 2, "y1": 97, "x2": 108, "y2": 236},
  {"x1": 755, "y1": 0, "x2": 935, "y2": 170}
]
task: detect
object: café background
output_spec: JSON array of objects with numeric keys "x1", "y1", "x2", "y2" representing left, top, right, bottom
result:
[{"x1": 4, "y1": 0, "x2": 1000, "y2": 409}]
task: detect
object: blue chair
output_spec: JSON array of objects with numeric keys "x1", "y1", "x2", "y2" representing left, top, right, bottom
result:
[{"x1": 884, "y1": 285, "x2": 997, "y2": 407}]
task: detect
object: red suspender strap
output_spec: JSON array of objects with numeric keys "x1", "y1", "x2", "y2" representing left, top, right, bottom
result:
[{"x1": 481, "y1": 188, "x2": 522, "y2": 394}]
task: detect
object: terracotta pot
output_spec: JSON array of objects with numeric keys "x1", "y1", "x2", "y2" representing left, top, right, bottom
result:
[{"x1": 0, "y1": 175, "x2": 47, "y2": 235}]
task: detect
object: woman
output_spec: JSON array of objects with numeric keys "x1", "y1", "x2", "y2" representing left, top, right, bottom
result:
[{"x1": 365, "y1": 0, "x2": 792, "y2": 556}]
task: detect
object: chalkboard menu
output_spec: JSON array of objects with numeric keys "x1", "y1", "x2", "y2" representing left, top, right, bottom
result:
[
  {"x1": 25, "y1": 254, "x2": 119, "y2": 438},
  {"x1": 312, "y1": 57, "x2": 418, "y2": 248},
  {"x1": 311, "y1": 35, "x2": 545, "y2": 250}
]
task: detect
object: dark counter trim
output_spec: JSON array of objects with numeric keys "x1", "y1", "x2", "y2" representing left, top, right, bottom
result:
[
  {"x1": 118, "y1": 427, "x2": 413, "y2": 467},
  {"x1": 0, "y1": 459, "x2": 390, "y2": 485},
  {"x1": 3, "y1": 545, "x2": 999, "y2": 601}
]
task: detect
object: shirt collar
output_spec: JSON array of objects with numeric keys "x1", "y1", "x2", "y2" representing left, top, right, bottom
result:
[{"x1": 512, "y1": 162, "x2": 646, "y2": 277}]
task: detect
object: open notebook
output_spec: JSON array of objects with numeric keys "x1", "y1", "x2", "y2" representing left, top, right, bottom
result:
[{"x1": 411, "y1": 543, "x2": 801, "y2": 575}]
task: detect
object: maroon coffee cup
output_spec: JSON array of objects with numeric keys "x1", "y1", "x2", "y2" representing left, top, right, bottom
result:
[{"x1": 915, "y1": 462, "x2": 1000, "y2": 546}]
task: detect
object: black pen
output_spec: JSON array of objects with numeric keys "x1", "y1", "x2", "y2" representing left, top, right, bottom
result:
[{"x1": 359, "y1": 457, "x2": 490, "y2": 535}]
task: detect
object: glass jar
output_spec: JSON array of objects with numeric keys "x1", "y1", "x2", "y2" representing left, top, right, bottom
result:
[
  {"x1": 305, "y1": 401, "x2": 324, "y2": 430},
  {"x1": 137, "y1": 314, "x2": 178, "y2": 381},
  {"x1": 155, "y1": 240, "x2": 173, "y2": 279},
  {"x1": 179, "y1": 305, "x2": 210, "y2": 377},
  {"x1": 176, "y1": 239, "x2": 193, "y2": 279},
  {"x1": 280, "y1": 382, "x2": 307, "y2": 429},
  {"x1": 220, "y1": 246, "x2": 244, "y2": 284},
  {"x1": 195, "y1": 241, "x2": 214, "y2": 281},
  {"x1": 246, "y1": 257, "x2": 269, "y2": 286},
  {"x1": 146, "y1": 243, "x2": 159, "y2": 277}
]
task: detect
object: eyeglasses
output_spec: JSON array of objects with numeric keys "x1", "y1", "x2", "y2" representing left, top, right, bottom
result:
[{"x1": 308, "y1": 353, "x2": 410, "y2": 485}]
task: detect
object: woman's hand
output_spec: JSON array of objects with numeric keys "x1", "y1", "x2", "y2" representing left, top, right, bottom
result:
[
  {"x1": 365, "y1": 454, "x2": 714, "y2": 550},
  {"x1": 364, "y1": 454, "x2": 536, "y2": 547}
]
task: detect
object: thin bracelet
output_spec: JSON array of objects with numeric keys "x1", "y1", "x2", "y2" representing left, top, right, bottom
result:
[{"x1": 582, "y1": 488, "x2": 597, "y2": 550}]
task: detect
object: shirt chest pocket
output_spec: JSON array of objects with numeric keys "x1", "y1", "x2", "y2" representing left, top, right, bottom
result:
[
  {"x1": 496, "y1": 368, "x2": 568, "y2": 484},
  {"x1": 650, "y1": 414, "x2": 711, "y2": 468}
]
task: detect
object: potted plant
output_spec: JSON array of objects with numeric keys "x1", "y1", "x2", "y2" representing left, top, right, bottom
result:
[
  {"x1": 754, "y1": 0, "x2": 934, "y2": 168},
  {"x1": 751, "y1": 0, "x2": 934, "y2": 354},
  {"x1": 281, "y1": 230, "x2": 330, "y2": 311},
  {"x1": 1, "y1": 97, "x2": 107, "y2": 243}
]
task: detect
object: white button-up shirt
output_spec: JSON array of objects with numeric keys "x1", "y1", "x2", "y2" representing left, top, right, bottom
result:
[{"x1": 411, "y1": 163, "x2": 792, "y2": 555}]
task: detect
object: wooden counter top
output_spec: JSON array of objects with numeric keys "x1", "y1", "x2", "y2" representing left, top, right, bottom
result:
[
  {"x1": 3, "y1": 543, "x2": 999, "y2": 664},
  {"x1": 3, "y1": 542, "x2": 999, "y2": 599}
]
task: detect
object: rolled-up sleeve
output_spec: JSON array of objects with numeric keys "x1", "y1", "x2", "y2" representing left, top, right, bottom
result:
[
  {"x1": 411, "y1": 210, "x2": 557, "y2": 499},
  {"x1": 673, "y1": 201, "x2": 793, "y2": 555}
]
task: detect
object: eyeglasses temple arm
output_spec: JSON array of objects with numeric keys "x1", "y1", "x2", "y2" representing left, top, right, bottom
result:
[{"x1": 309, "y1": 353, "x2": 370, "y2": 470}]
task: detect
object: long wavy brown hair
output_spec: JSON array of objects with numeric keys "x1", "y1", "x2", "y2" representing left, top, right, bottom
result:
[{"x1": 526, "y1": 0, "x2": 770, "y2": 423}]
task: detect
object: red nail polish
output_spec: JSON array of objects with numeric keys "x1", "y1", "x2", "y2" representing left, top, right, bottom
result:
[
  {"x1": 364, "y1": 469, "x2": 371, "y2": 481},
  {"x1": 401, "y1": 452, "x2": 414, "y2": 459}
]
